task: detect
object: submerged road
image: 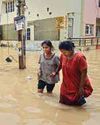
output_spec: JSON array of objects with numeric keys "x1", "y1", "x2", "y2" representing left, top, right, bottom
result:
[{"x1": 0, "y1": 47, "x2": 100, "y2": 125}]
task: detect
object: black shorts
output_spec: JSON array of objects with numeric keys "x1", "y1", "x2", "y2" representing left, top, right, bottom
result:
[{"x1": 38, "y1": 80, "x2": 55, "y2": 92}]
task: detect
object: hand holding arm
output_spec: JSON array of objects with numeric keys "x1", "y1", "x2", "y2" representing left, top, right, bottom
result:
[{"x1": 50, "y1": 63, "x2": 62, "y2": 77}]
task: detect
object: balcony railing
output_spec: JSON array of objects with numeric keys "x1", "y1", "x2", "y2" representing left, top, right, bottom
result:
[{"x1": 68, "y1": 37, "x2": 100, "y2": 47}]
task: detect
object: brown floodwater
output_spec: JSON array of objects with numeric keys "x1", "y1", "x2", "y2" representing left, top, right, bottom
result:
[{"x1": 0, "y1": 47, "x2": 100, "y2": 125}]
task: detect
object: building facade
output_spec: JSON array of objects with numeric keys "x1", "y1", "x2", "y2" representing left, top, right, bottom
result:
[{"x1": 0, "y1": 0, "x2": 100, "y2": 41}]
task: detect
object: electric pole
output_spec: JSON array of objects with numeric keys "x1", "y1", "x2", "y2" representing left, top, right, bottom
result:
[{"x1": 16, "y1": 0, "x2": 26, "y2": 69}]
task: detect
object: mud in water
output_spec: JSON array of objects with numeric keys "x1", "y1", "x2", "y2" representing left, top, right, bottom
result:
[{"x1": 0, "y1": 47, "x2": 100, "y2": 125}]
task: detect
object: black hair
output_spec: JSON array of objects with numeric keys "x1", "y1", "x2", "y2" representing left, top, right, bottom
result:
[
  {"x1": 59, "y1": 40, "x2": 75, "y2": 51},
  {"x1": 41, "y1": 40, "x2": 54, "y2": 50}
]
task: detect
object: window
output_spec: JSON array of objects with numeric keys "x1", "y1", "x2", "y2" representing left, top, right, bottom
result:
[
  {"x1": 13, "y1": 0, "x2": 14, "y2": 11},
  {"x1": 85, "y1": 24, "x2": 94, "y2": 36},
  {"x1": 6, "y1": 3, "x2": 7, "y2": 13},
  {"x1": 68, "y1": 18, "x2": 74, "y2": 38},
  {"x1": 6, "y1": 0, "x2": 14, "y2": 13},
  {"x1": 99, "y1": 0, "x2": 100, "y2": 7},
  {"x1": 47, "y1": 7, "x2": 49, "y2": 12},
  {"x1": 27, "y1": 28, "x2": 31, "y2": 40}
]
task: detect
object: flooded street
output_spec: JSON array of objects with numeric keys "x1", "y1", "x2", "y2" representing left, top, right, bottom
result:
[{"x1": 0, "y1": 47, "x2": 100, "y2": 125}]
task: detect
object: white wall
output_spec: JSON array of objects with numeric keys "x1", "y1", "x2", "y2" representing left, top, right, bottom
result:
[
  {"x1": 0, "y1": 0, "x2": 2, "y2": 13},
  {"x1": 0, "y1": 0, "x2": 17, "y2": 25},
  {"x1": 0, "y1": 0, "x2": 2, "y2": 24},
  {"x1": 1, "y1": 12, "x2": 16, "y2": 25},
  {"x1": 0, "y1": 0, "x2": 82, "y2": 38},
  {"x1": 25, "y1": 0, "x2": 82, "y2": 38},
  {"x1": 25, "y1": 0, "x2": 81, "y2": 20}
]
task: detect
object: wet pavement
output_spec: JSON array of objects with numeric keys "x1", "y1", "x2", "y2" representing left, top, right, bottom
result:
[{"x1": 0, "y1": 47, "x2": 100, "y2": 125}]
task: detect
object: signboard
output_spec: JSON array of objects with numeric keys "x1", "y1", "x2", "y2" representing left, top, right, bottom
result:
[
  {"x1": 56, "y1": 16, "x2": 64, "y2": 29},
  {"x1": 14, "y1": 16, "x2": 25, "y2": 31}
]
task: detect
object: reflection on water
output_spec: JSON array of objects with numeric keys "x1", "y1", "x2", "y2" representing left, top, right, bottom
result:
[
  {"x1": 24, "y1": 106, "x2": 41, "y2": 113},
  {"x1": 26, "y1": 118, "x2": 56, "y2": 125},
  {"x1": 0, "y1": 113, "x2": 20, "y2": 125},
  {"x1": 83, "y1": 112, "x2": 100, "y2": 125},
  {"x1": 0, "y1": 48, "x2": 100, "y2": 125}
]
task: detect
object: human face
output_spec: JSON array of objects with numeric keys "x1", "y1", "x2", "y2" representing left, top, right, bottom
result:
[
  {"x1": 60, "y1": 49, "x2": 71, "y2": 56},
  {"x1": 42, "y1": 44, "x2": 51, "y2": 54}
]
